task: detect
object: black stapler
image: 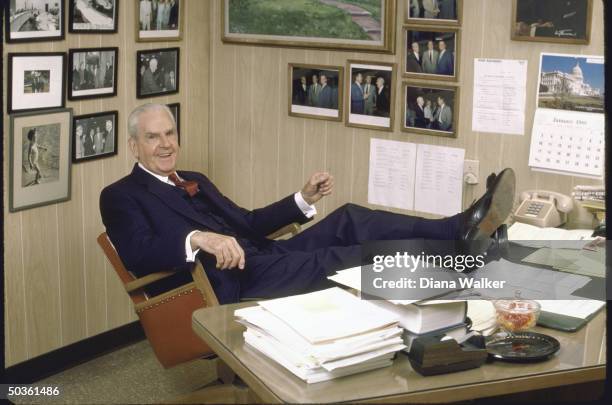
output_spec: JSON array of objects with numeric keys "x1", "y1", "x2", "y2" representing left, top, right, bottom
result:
[{"x1": 408, "y1": 333, "x2": 488, "y2": 376}]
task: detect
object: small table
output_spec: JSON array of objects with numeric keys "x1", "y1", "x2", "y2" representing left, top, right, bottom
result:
[{"x1": 192, "y1": 302, "x2": 606, "y2": 403}]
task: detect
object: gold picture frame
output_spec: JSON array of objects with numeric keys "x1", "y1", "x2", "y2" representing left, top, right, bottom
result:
[
  {"x1": 136, "y1": 0, "x2": 184, "y2": 42},
  {"x1": 405, "y1": 0, "x2": 462, "y2": 26},
  {"x1": 401, "y1": 80, "x2": 459, "y2": 138},
  {"x1": 288, "y1": 63, "x2": 344, "y2": 122},
  {"x1": 511, "y1": 0, "x2": 592, "y2": 45},
  {"x1": 222, "y1": 0, "x2": 397, "y2": 53},
  {"x1": 403, "y1": 26, "x2": 460, "y2": 82},
  {"x1": 345, "y1": 60, "x2": 396, "y2": 132}
]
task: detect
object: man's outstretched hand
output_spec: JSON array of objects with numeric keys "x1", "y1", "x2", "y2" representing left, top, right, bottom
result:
[
  {"x1": 191, "y1": 231, "x2": 245, "y2": 270},
  {"x1": 301, "y1": 172, "x2": 334, "y2": 205}
]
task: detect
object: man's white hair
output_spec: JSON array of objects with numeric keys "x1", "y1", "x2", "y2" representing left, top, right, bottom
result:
[{"x1": 127, "y1": 103, "x2": 176, "y2": 139}]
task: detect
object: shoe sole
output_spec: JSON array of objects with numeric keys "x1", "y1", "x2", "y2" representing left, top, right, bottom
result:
[{"x1": 473, "y1": 168, "x2": 516, "y2": 240}]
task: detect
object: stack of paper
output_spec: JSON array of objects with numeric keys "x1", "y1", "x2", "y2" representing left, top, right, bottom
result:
[
  {"x1": 508, "y1": 222, "x2": 594, "y2": 249},
  {"x1": 235, "y1": 287, "x2": 406, "y2": 384}
]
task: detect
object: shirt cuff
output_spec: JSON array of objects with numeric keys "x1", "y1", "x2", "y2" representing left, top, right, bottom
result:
[
  {"x1": 294, "y1": 192, "x2": 317, "y2": 218},
  {"x1": 185, "y1": 230, "x2": 201, "y2": 262}
]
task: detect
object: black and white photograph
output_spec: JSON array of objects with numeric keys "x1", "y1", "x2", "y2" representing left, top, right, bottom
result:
[
  {"x1": 402, "y1": 82, "x2": 458, "y2": 137},
  {"x1": 404, "y1": 27, "x2": 459, "y2": 81},
  {"x1": 167, "y1": 103, "x2": 181, "y2": 145},
  {"x1": 68, "y1": 47, "x2": 118, "y2": 100},
  {"x1": 347, "y1": 61, "x2": 395, "y2": 131},
  {"x1": 8, "y1": 52, "x2": 66, "y2": 114},
  {"x1": 137, "y1": 0, "x2": 182, "y2": 41},
  {"x1": 137, "y1": 48, "x2": 180, "y2": 98},
  {"x1": 512, "y1": 0, "x2": 592, "y2": 44},
  {"x1": 406, "y1": 0, "x2": 461, "y2": 25},
  {"x1": 6, "y1": 0, "x2": 65, "y2": 42},
  {"x1": 289, "y1": 64, "x2": 343, "y2": 121},
  {"x1": 9, "y1": 109, "x2": 72, "y2": 212},
  {"x1": 73, "y1": 111, "x2": 118, "y2": 162},
  {"x1": 69, "y1": 0, "x2": 119, "y2": 33}
]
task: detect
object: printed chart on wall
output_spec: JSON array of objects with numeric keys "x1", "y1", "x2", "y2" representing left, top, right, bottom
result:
[{"x1": 528, "y1": 53, "x2": 604, "y2": 178}]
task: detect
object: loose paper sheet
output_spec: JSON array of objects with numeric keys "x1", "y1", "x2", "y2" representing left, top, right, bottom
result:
[
  {"x1": 472, "y1": 58, "x2": 528, "y2": 135},
  {"x1": 414, "y1": 144, "x2": 465, "y2": 216},
  {"x1": 368, "y1": 138, "x2": 417, "y2": 210}
]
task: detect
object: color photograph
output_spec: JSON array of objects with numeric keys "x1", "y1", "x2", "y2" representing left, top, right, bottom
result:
[
  {"x1": 7, "y1": 0, "x2": 65, "y2": 42},
  {"x1": 512, "y1": 0, "x2": 591, "y2": 44},
  {"x1": 69, "y1": 0, "x2": 118, "y2": 32},
  {"x1": 404, "y1": 27, "x2": 459, "y2": 81},
  {"x1": 347, "y1": 61, "x2": 395, "y2": 131},
  {"x1": 137, "y1": 48, "x2": 180, "y2": 98},
  {"x1": 406, "y1": 0, "x2": 461, "y2": 25},
  {"x1": 137, "y1": 0, "x2": 182, "y2": 40},
  {"x1": 402, "y1": 82, "x2": 458, "y2": 137},
  {"x1": 69, "y1": 48, "x2": 118, "y2": 100},
  {"x1": 289, "y1": 64, "x2": 343, "y2": 121},
  {"x1": 537, "y1": 53, "x2": 604, "y2": 114},
  {"x1": 223, "y1": 0, "x2": 396, "y2": 53}
]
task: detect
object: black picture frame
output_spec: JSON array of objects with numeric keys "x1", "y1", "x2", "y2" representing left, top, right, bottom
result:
[
  {"x1": 167, "y1": 102, "x2": 181, "y2": 145},
  {"x1": 136, "y1": 47, "x2": 180, "y2": 99},
  {"x1": 8, "y1": 52, "x2": 67, "y2": 114},
  {"x1": 68, "y1": 47, "x2": 119, "y2": 101},
  {"x1": 5, "y1": 0, "x2": 65, "y2": 43},
  {"x1": 72, "y1": 110, "x2": 119, "y2": 163},
  {"x1": 68, "y1": 0, "x2": 119, "y2": 34}
]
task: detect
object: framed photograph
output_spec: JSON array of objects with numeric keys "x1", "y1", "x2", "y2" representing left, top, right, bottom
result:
[
  {"x1": 405, "y1": 0, "x2": 462, "y2": 26},
  {"x1": 73, "y1": 111, "x2": 118, "y2": 163},
  {"x1": 222, "y1": 0, "x2": 397, "y2": 53},
  {"x1": 69, "y1": 0, "x2": 119, "y2": 33},
  {"x1": 401, "y1": 81, "x2": 459, "y2": 137},
  {"x1": 68, "y1": 47, "x2": 118, "y2": 100},
  {"x1": 136, "y1": 0, "x2": 183, "y2": 41},
  {"x1": 403, "y1": 26, "x2": 459, "y2": 81},
  {"x1": 536, "y1": 53, "x2": 604, "y2": 113},
  {"x1": 512, "y1": 0, "x2": 592, "y2": 44},
  {"x1": 9, "y1": 109, "x2": 72, "y2": 212},
  {"x1": 346, "y1": 61, "x2": 395, "y2": 131},
  {"x1": 6, "y1": 0, "x2": 65, "y2": 42},
  {"x1": 8, "y1": 52, "x2": 66, "y2": 114},
  {"x1": 288, "y1": 64, "x2": 344, "y2": 121},
  {"x1": 167, "y1": 103, "x2": 181, "y2": 144},
  {"x1": 136, "y1": 47, "x2": 180, "y2": 98}
]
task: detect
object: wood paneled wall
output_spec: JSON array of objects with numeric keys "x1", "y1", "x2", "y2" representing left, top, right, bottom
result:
[
  {"x1": 208, "y1": 0, "x2": 604, "y2": 226},
  {"x1": 3, "y1": 0, "x2": 210, "y2": 367}
]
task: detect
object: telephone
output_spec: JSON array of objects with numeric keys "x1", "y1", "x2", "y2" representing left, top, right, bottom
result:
[{"x1": 514, "y1": 190, "x2": 574, "y2": 228}]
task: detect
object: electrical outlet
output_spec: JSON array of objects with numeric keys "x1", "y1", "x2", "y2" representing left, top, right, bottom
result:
[{"x1": 464, "y1": 160, "x2": 480, "y2": 184}]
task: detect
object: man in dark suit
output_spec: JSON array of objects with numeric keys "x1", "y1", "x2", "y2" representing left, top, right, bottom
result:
[
  {"x1": 350, "y1": 73, "x2": 365, "y2": 114},
  {"x1": 142, "y1": 58, "x2": 161, "y2": 94},
  {"x1": 406, "y1": 42, "x2": 423, "y2": 73},
  {"x1": 104, "y1": 61, "x2": 114, "y2": 88},
  {"x1": 100, "y1": 104, "x2": 515, "y2": 304},
  {"x1": 436, "y1": 40, "x2": 454, "y2": 76},
  {"x1": 293, "y1": 76, "x2": 308, "y2": 105},
  {"x1": 414, "y1": 96, "x2": 427, "y2": 128},
  {"x1": 315, "y1": 74, "x2": 336, "y2": 109},
  {"x1": 168, "y1": 0, "x2": 179, "y2": 28},
  {"x1": 374, "y1": 77, "x2": 390, "y2": 117}
]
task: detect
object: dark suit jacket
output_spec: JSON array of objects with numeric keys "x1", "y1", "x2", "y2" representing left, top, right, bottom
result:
[
  {"x1": 375, "y1": 87, "x2": 390, "y2": 116},
  {"x1": 414, "y1": 105, "x2": 426, "y2": 128},
  {"x1": 293, "y1": 83, "x2": 308, "y2": 105},
  {"x1": 316, "y1": 85, "x2": 335, "y2": 109},
  {"x1": 436, "y1": 50, "x2": 454, "y2": 75},
  {"x1": 100, "y1": 164, "x2": 309, "y2": 303},
  {"x1": 406, "y1": 52, "x2": 423, "y2": 73},
  {"x1": 351, "y1": 82, "x2": 365, "y2": 114}
]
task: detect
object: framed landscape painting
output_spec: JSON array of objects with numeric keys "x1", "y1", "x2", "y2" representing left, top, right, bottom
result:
[{"x1": 222, "y1": 0, "x2": 397, "y2": 53}]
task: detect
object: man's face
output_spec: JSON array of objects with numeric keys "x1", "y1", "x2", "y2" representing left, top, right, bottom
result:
[
  {"x1": 150, "y1": 59, "x2": 158, "y2": 73},
  {"x1": 320, "y1": 75, "x2": 327, "y2": 85},
  {"x1": 355, "y1": 73, "x2": 363, "y2": 84},
  {"x1": 427, "y1": 41, "x2": 434, "y2": 50},
  {"x1": 365, "y1": 76, "x2": 372, "y2": 84},
  {"x1": 437, "y1": 97, "x2": 444, "y2": 106},
  {"x1": 417, "y1": 96, "x2": 424, "y2": 106},
  {"x1": 411, "y1": 42, "x2": 419, "y2": 53},
  {"x1": 439, "y1": 41, "x2": 446, "y2": 51},
  {"x1": 311, "y1": 75, "x2": 318, "y2": 84},
  {"x1": 300, "y1": 76, "x2": 307, "y2": 85},
  {"x1": 76, "y1": 125, "x2": 83, "y2": 137},
  {"x1": 376, "y1": 77, "x2": 384, "y2": 87},
  {"x1": 106, "y1": 120, "x2": 113, "y2": 132},
  {"x1": 129, "y1": 109, "x2": 179, "y2": 176}
]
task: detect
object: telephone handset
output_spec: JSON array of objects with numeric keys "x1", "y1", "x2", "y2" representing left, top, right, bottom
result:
[{"x1": 514, "y1": 190, "x2": 574, "y2": 228}]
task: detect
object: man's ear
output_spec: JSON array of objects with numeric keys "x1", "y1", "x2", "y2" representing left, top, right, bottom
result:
[{"x1": 128, "y1": 137, "x2": 139, "y2": 160}]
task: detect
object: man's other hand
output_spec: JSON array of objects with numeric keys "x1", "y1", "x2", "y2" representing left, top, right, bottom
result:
[
  {"x1": 191, "y1": 231, "x2": 245, "y2": 270},
  {"x1": 301, "y1": 172, "x2": 334, "y2": 205}
]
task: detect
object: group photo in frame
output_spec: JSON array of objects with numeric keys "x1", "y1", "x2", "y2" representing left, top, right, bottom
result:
[
  {"x1": 404, "y1": 26, "x2": 460, "y2": 81},
  {"x1": 6, "y1": 0, "x2": 65, "y2": 42},
  {"x1": 288, "y1": 64, "x2": 344, "y2": 121},
  {"x1": 73, "y1": 110, "x2": 119, "y2": 162},
  {"x1": 8, "y1": 52, "x2": 66, "y2": 114},
  {"x1": 68, "y1": 47, "x2": 119, "y2": 100},
  {"x1": 405, "y1": 0, "x2": 462, "y2": 26},
  {"x1": 346, "y1": 61, "x2": 396, "y2": 131},
  {"x1": 222, "y1": 0, "x2": 396, "y2": 53},
  {"x1": 512, "y1": 0, "x2": 592, "y2": 44},
  {"x1": 167, "y1": 103, "x2": 181, "y2": 144},
  {"x1": 136, "y1": 47, "x2": 180, "y2": 98},
  {"x1": 402, "y1": 81, "x2": 459, "y2": 137},
  {"x1": 68, "y1": 0, "x2": 119, "y2": 33},
  {"x1": 137, "y1": 0, "x2": 183, "y2": 41},
  {"x1": 9, "y1": 109, "x2": 73, "y2": 212}
]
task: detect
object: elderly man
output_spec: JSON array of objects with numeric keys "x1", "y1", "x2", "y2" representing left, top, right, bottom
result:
[
  {"x1": 142, "y1": 58, "x2": 161, "y2": 94},
  {"x1": 100, "y1": 104, "x2": 515, "y2": 304}
]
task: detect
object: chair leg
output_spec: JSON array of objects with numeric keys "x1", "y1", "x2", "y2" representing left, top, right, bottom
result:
[{"x1": 216, "y1": 358, "x2": 236, "y2": 385}]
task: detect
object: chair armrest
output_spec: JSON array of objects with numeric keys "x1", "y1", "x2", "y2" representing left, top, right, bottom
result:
[
  {"x1": 124, "y1": 270, "x2": 178, "y2": 293},
  {"x1": 267, "y1": 222, "x2": 301, "y2": 240}
]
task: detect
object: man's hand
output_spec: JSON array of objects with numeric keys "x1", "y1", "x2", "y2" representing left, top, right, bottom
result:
[
  {"x1": 301, "y1": 172, "x2": 334, "y2": 205},
  {"x1": 191, "y1": 231, "x2": 245, "y2": 270}
]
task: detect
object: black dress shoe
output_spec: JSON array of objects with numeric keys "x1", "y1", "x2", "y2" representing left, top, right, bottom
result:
[{"x1": 458, "y1": 168, "x2": 516, "y2": 241}]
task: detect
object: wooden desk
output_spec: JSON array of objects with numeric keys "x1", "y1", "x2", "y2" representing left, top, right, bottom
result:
[{"x1": 192, "y1": 303, "x2": 605, "y2": 403}]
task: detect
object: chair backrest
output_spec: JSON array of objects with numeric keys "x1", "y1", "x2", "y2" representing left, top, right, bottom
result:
[{"x1": 97, "y1": 232, "x2": 216, "y2": 367}]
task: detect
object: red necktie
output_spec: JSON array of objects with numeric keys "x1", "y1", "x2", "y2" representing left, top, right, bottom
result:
[{"x1": 169, "y1": 173, "x2": 199, "y2": 197}]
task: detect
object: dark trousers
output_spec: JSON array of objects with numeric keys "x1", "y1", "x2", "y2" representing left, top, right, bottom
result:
[{"x1": 239, "y1": 203, "x2": 460, "y2": 299}]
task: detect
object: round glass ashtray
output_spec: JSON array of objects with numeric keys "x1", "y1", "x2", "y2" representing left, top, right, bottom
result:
[{"x1": 486, "y1": 331, "x2": 560, "y2": 362}]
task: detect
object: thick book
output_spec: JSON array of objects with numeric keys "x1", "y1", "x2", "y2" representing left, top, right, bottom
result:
[
  {"x1": 369, "y1": 299, "x2": 467, "y2": 334},
  {"x1": 402, "y1": 323, "x2": 469, "y2": 353}
]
